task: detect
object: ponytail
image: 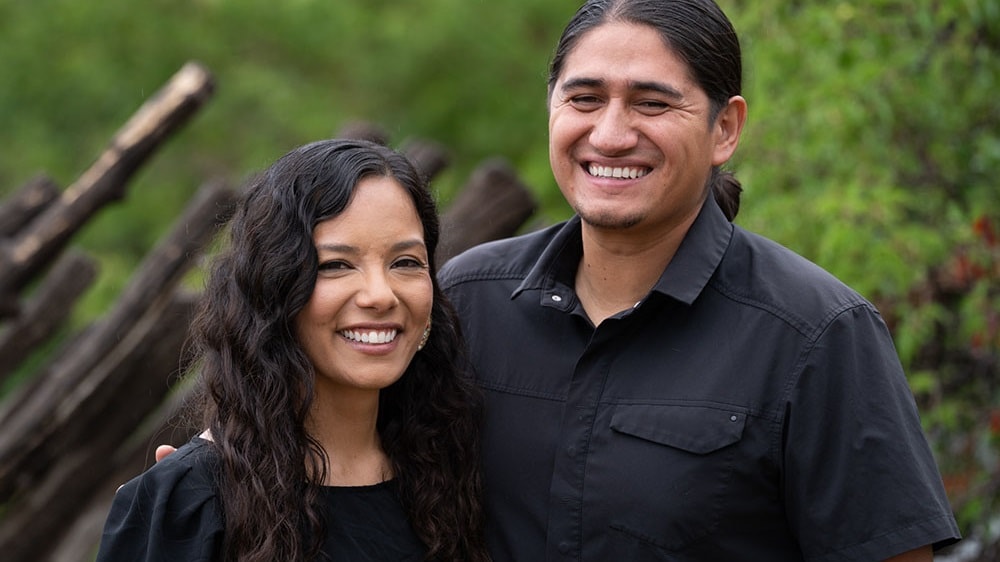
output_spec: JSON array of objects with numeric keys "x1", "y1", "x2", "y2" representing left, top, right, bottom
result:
[{"x1": 711, "y1": 169, "x2": 742, "y2": 221}]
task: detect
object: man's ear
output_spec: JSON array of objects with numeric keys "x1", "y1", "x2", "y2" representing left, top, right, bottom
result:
[{"x1": 712, "y1": 95, "x2": 747, "y2": 166}]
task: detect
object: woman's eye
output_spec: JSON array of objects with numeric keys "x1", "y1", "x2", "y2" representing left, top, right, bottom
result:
[
  {"x1": 393, "y1": 257, "x2": 427, "y2": 269},
  {"x1": 318, "y1": 260, "x2": 351, "y2": 272}
]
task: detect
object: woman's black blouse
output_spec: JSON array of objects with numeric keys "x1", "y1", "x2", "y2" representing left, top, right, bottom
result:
[{"x1": 95, "y1": 438, "x2": 428, "y2": 561}]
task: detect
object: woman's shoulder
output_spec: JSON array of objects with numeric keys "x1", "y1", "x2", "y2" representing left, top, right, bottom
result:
[
  {"x1": 120, "y1": 437, "x2": 218, "y2": 500},
  {"x1": 96, "y1": 437, "x2": 222, "y2": 561}
]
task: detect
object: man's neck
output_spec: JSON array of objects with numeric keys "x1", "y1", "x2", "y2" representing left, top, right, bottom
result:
[{"x1": 575, "y1": 212, "x2": 697, "y2": 325}]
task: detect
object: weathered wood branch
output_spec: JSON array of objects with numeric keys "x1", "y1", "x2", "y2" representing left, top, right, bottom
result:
[
  {"x1": 0, "y1": 180, "x2": 235, "y2": 503},
  {"x1": 0, "y1": 175, "x2": 62, "y2": 319},
  {"x1": 0, "y1": 250, "x2": 97, "y2": 384},
  {"x1": 0, "y1": 62, "x2": 215, "y2": 298},
  {"x1": 336, "y1": 121, "x2": 390, "y2": 145},
  {"x1": 0, "y1": 292, "x2": 199, "y2": 562},
  {"x1": 402, "y1": 138, "x2": 452, "y2": 183},
  {"x1": 334, "y1": 123, "x2": 452, "y2": 183},
  {"x1": 0, "y1": 175, "x2": 60, "y2": 238},
  {"x1": 438, "y1": 157, "x2": 538, "y2": 265}
]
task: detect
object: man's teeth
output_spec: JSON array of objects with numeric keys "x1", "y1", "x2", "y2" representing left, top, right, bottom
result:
[
  {"x1": 588, "y1": 164, "x2": 649, "y2": 179},
  {"x1": 341, "y1": 329, "x2": 397, "y2": 344}
]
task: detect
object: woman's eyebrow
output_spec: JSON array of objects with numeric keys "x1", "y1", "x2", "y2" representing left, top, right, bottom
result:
[{"x1": 315, "y1": 239, "x2": 425, "y2": 255}]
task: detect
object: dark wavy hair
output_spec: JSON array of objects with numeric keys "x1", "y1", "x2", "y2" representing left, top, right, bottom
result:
[
  {"x1": 548, "y1": 0, "x2": 744, "y2": 220},
  {"x1": 187, "y1": 138, "x2": 490, "y2": 561}
]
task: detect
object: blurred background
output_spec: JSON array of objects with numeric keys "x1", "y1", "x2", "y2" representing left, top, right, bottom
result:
[{"x1": 0, "y1": 0, "x2": 997, "y2": 559}]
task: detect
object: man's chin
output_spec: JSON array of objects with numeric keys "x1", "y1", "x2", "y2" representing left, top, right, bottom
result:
[{"x1": 577, "y1": 209, "x2": 642, "y2": 230}]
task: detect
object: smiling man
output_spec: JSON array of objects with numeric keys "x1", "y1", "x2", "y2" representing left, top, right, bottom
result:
[{"x1": 438, "y1": 0, "x2": 961, "y2": 560}]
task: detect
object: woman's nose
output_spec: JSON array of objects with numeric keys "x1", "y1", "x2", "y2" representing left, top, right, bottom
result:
[{"x1": 355, "y1": 270, "x2": 399, "y2": 311}]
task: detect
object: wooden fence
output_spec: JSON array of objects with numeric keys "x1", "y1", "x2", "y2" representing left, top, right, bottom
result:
[{"x1": 0, "y1": 62, "x2": 537, "y2": 562}]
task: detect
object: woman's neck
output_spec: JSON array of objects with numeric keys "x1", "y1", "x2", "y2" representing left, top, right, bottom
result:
[{"x1": 307, "y1": 389, "x2": 392, "y2": 486}]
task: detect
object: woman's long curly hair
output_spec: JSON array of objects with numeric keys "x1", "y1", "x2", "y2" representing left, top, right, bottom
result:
[{"x1": 186, "y1": 138, "x2": 490, "y2": 561}]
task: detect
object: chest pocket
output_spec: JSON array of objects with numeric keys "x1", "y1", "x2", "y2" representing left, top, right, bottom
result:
[
  {"x1": 610, "y1": 403, "x2": 745, "y2": 453},
  {"x1": 603, "y1": 403, "x2": 746, "y2": 554}
]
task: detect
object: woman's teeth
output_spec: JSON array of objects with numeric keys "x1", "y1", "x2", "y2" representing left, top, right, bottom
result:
[{"x1": 341, "y1": 329, "x2": 397, "y2": 344}]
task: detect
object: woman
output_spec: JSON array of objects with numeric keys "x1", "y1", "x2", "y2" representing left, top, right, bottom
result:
[{"x1": 97, "y1": 139, "x2": 491, "y2": 561}]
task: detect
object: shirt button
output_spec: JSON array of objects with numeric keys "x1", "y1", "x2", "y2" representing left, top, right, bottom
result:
[
  {"x1": 730, "y1": 415, "x2": 739, "y2": 422},
  {"x1": 551, "y1": 294, "x2": 563, "y2": 302},
  {"x1": 558, "y1": 541, "x2": 572, "y2": 554},
  {"x1": 566, "y1": 446, "x2": 576, "y2": 456}
]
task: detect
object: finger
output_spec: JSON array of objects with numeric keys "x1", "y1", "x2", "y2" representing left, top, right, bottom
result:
[{"x1": 154, "y1": 445, "x2": 177, "y2": 463}]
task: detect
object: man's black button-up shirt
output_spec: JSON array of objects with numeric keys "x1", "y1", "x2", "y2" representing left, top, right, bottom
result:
[{"x1": 438, "y1": 198, "x2": 959, "y2": 561}]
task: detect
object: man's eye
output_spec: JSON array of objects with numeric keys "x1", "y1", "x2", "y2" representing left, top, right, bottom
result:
[
  {"x1": 635, "y1": 100, "x2": 671, "y2": 115},
  {"x1": 568, "y1": 95, "x2": 602, "y2": 108}
]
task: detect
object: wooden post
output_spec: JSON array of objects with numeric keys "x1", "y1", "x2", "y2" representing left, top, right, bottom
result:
[
  {"x1": 438, "y1": 157, "x2": 538, "y2": 265},
  {"x1": 0, "y1": 175, "x2": 60, "y2": 238},
  {"x1": 0, "y1": 251, "x2": 97, "y2": 384}
]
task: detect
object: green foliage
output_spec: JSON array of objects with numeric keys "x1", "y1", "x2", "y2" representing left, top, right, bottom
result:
[
  {"x1": 1, "y1": 0, "x2": 998, "y2": 544},
  {"x1": 729, "y1": 0, "x2": 1000, "y2": 534}
]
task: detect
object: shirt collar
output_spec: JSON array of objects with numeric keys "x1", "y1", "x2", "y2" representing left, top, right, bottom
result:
[
  {"x1": 652, "y1": 196, "x2": 733, "y2": 305},
  {"x1": 512, "y1": 197, "x2": 733, "y2": 306},
  {"x1": 512, "y1": 216, "x2": 583, "y2": 299}
]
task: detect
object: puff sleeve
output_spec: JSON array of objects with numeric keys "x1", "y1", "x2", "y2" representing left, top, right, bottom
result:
[{"x1": 96, "y1": 439, "x2": 223, "y2": 562}]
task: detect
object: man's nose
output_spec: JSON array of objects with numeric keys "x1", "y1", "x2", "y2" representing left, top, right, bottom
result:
[{"x1": 589, "y1": 103, "x2": 638, "y2": 154}]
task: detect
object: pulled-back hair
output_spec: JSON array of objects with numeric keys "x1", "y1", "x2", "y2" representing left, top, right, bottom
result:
[
  {"x1": 187, "y1": 138, "x2": 490, "y2": 561},
  {"x1": 548, "y1": 0, "x2": 744, "y2": 220}
]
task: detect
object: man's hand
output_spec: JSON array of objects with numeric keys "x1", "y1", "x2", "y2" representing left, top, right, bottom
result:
[
  {"x1": 155, "y1": 445, "x2": 177, "y2": 463},
  {"x1": 155, "y1": 430, "x2": 211, "y2": 462}
]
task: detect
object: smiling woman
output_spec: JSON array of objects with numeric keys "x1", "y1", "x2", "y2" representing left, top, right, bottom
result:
[
  {"x1": 94, "y1": 139, "x2": 491, "y2": 562},
  {"x1": 297, "y1": 175, "x2": 435, "y2": 422}
]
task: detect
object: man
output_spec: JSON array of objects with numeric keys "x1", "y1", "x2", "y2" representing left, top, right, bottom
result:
[
  {"x1": 436, "y1": 0, "x2": 960, "y2": 560},
  {"x1": 157, "y1": 1, "x2": 960, "y2": 559}
]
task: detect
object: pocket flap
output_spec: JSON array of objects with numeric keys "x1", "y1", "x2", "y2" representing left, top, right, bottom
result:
[{"x1": 610, "y1": 404, "x2": 746, "y2": 454}]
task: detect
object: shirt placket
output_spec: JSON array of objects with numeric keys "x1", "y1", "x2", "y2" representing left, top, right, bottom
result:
[{"x1": 544, "y1": 321, "x2": 614, "y2": 561}]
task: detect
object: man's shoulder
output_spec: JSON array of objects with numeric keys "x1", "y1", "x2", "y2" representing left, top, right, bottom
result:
[
  {"x1": 438, "y1": 222, "x2": 565, "y2": 288},
  {"x1": 717, "y1": 226, "x2": 874, "y2": 330}
]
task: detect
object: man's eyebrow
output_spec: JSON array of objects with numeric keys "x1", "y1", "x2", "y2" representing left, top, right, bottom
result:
[
  {"x1": 559, "y1": 77, "x2": 684, "y2": 99},
  {"x1": 630, "y1": 80, "x2": 684, "y2": 99},
  {"x1": 559, "y1": 77, "x2": 605, "y2": 92}
]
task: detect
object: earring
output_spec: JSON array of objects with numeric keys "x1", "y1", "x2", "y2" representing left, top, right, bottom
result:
[{"x1": 417, "y1": 322, "x2": 431, "y2": 351}]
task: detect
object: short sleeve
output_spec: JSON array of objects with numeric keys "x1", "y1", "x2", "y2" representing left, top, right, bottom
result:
[
  {"x1": 783, "y1": 305, "x2": 960, "y2": 562},
  {"x1": 96, "y1": 440, "x2": 223, "y2": 562}
]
